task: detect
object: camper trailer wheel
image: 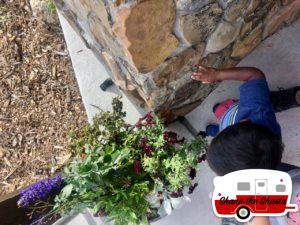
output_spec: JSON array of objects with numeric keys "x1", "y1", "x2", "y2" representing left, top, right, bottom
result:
[{"x1": 236, "y1": 206, "x2": 250, "y2": 220}]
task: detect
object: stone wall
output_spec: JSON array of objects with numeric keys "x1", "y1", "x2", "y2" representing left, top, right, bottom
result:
[{"x1": 54, "y1": 0, "x2": 300, "y2": 121}]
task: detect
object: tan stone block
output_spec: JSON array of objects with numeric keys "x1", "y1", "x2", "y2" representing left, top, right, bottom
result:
[
  {"x1": 179, "y1": 3, "x2": 223, "y2": 45},
  {"x1": 245, "y1": 0, "x2": 261, "y2": 15},
  {"x1": 265, "y1": 0, "x2": 282, "y2": 22},
  {"x1": 157, "y1": 82, "x2": 216, "y2": 122},
  {"x1": 113, "y1": 0, "x2": 128, "y2": 6},
  {"x1": 152, "y1": 43, "x2": 205, "y2": 87},
  {"x1": 240, "y1": 21, "x2": 253, "y2": 37},
  {"x1": 58, "y1": 0, "x2": 120, "y2": 52},
  {"x1": 92, "y1": 0, "x2": 113, "y2": 34},
  {"x1": 232, "y1": 24, "x2": 262, "y2": 58},
  {"x1": 160, "y1": 100, "x2": 203, "y2": 123},
  {"x1": 244, "y1": 1, "x2": 277, "y2": 28},
  {"x1": 281, "y1": 0, "x2": 295, "y2": 6},
  {"x1": 101, "y1": 52, "x2": 127, "y2": 90},
  {"x1": 176, "y1": 0, "x2": 210, "y2": 11},
  {"x1": 263, "y1": 1, "x2": 300, "y2": 39},
  {"x1": 206, "y1": 20, "x2": 241, "y2": 53},
  {"x1": 201, "y1": 46, "x2": 236, "y2": 68},
  {"x1": 112, "y1": 0, "x2": 179, "y2": 73},
  {"x1": 68, "y1": 0, "x2": 113, "y2": 31},
  {"x1": 88, "y1": 12, "x2": 124, "y2": 57},
  {"x1": 102, "y1": 51, "x2": 138, "y2": 95},
  {"x1": 221, "y1": 58, "x2": 239, "y2": 68},
  {"x1": 225, "y1": 0, "x2": 249, "y2": 21},
  {"x1": 70, "y1": 0, "x2": 112, "y2": 28},
  {"x1": 172, "y1": 81, "x2": 203, "y2": 107},
  {"x1": 64, "y1": 0, "x2": 90, "y2": 18}
]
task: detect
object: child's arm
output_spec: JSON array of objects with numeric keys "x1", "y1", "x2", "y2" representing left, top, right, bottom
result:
[{"x1": 191, "y1": 66, "x2": 265, "y2": 84}]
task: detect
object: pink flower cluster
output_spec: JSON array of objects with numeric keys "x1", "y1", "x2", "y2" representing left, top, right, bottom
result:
[
  {"x1": 135, "y1": 112, "x2": 154, "y2": 128},
  {"x1": 163, "y1": 131, "x2": 179, "y2": 144},
  {"x1": 140, "y1": 137, "x2": 153, "y2": 156}
]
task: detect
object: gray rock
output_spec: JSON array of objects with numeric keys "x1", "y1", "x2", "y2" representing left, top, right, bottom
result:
[
  {"x1": 206, "y1": 20, "x2": 241, "y2": 53},
  {"x1": 224, "y1": 0, "x2": 249, "y2": 21},
  {"x1": 176, "y1": 0, "x2": 210, "y2": 11},
  {"x1": 179, "y1": 3, "x2": 223, "y2": 45}
]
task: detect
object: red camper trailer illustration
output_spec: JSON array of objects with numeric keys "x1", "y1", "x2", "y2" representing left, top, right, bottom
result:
[{"x1": 212, "y1": 169, "x2": 298, "y2": 222}]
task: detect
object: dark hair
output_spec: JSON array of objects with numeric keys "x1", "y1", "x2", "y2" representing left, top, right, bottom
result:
[{"x1": 207, "y1": 121, "x2": 284, "y2": 176}]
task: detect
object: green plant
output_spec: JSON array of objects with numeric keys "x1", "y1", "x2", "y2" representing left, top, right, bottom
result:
[
  {"x1": 20, "y1": 97, "x2": 206, "y2": 225},
  {"x1": 47, "y1": 0, "x2": 56, "y2": 14}
]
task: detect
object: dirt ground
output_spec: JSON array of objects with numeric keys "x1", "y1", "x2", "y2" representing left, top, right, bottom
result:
[{"x1": 0, "y1": 0, "x2": 87, "y2": 195}]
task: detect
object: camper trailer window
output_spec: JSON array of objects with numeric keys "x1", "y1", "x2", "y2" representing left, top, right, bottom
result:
[
  {"x1": 258, "y1": 182, "x2": 265, "y2": 187},
  {"x1": 276, "y1": 184, "x2": 286, "y2": 192},
  {"x1": 237, "y1": 182, "x2": 250, "y2": 191}
]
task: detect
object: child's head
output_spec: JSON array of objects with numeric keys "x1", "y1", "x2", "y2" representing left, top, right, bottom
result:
[{"x1": 207, "y1": 121, "x2": 284, "y2": 176}]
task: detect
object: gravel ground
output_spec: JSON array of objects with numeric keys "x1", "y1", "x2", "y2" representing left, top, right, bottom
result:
[{"x1": 0, "y1": 0, "x2": 87, "y2": 195}]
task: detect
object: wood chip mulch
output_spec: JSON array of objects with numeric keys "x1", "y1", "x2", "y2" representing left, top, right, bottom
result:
[{"x1": 0, "y1": 0, "x2": 87, "y2": 195}]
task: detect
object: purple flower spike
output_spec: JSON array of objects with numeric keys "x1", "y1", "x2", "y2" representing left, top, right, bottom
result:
[{"x1": 18, "y1": 175, "x2": 62, "y2": 207}]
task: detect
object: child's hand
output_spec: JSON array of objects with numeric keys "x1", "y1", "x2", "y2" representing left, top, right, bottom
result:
[{"x1": 191, "y1": 65, "x2": 219, "y2": 84}]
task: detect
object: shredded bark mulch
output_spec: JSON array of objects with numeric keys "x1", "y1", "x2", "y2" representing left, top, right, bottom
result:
[{"x1": 0, "y1": 0, "x2": 87, "y2": 195}]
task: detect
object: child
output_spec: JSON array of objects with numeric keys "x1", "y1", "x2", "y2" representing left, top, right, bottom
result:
[
  {"x1": 191, "y1": 66, "x2": 300, "y2": 225},
  {"x1": 191, "y1": 66, "x2": 300, "y2": 174}
]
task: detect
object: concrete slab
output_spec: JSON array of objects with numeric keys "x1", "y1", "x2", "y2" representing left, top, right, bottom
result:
[{"x1": 57, "y1": 7, "x2": 300, "y2": 225}]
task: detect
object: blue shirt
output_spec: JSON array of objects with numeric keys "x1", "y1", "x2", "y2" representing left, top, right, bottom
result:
[
  {"x1": 236, "y1": 78, "x2": 281, "y2": 137},
  {"x1": 220, "y1": 78, "x2": 281, "y2": 137}
]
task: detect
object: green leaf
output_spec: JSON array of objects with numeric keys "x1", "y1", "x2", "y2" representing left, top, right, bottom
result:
[
  {"x1": 103, "y1": 154, "x2": 112, "y2": 163},
  {"x1": 60, "y1": 184, "x2": 73, "y2": 199},
  {"x1": 93, "y1": 201, "x2": 102, "y2": 214},
  {"x1": 130, "y1": 212, "x2": 137, "y2": 220}
]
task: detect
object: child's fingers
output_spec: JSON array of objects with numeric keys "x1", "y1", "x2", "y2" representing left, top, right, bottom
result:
[
  {"x1": 192, "y1": 71, "x2": 206, "y2": 76},
  {"x1": 191, "y1": 74, "x2": 211, "y2": 83},
  {"x1": 191, "y1": 75, "x2": 200, "y2": 80},
  {"x1": 191, "y1": 75, "x2": 205, "y2": 81},
  {"x1": 192, "y1": 72, "x2": 202, "y2": 78},
  {"x1": 191, "y1": 74, "x2": 203, "y2": 81}
]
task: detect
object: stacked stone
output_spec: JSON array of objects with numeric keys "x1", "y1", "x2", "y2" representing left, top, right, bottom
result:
[{"x1": 55, "y1": 0, "x2": 300, "y2": 121}]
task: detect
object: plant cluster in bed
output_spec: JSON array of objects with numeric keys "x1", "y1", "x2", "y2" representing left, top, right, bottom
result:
[{"x1": 18, "y1": 98, "x2": 207, "y2": 225}]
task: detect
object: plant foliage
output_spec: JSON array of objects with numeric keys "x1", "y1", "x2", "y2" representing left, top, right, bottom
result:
[
  {"x1": 20, "y1": 97, "x2": 206, "y2": 225},
  {"x1": 47, "y1": 0, "x2": 56, "y2": 14}
]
